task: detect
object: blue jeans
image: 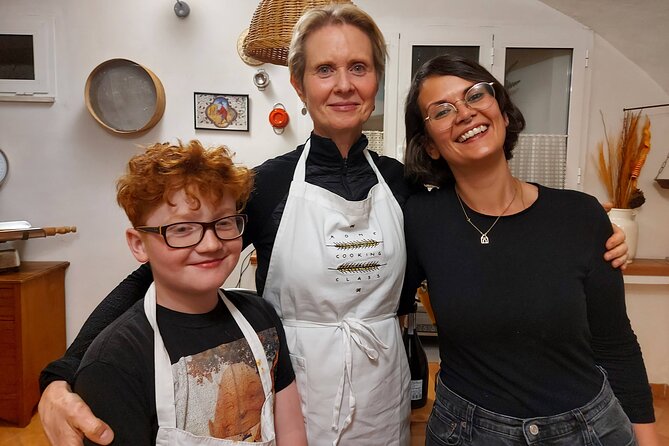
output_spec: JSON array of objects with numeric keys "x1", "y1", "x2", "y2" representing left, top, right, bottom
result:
[{"x1": 426, "y1": 371, "x2": 637, "y2": 445}]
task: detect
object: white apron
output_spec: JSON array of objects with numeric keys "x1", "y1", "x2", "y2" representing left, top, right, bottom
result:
[
  {"x1": 144, "y1": 284, "x2": 276, "y2": 445},
  {"x1": 262, "y1": 139, "x2": 410, "y2": 446}
]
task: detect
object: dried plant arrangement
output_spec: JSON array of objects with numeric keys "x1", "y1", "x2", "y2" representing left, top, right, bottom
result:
[{"x1": 595, "y1": 110, "x2": 651, "y2": 209}]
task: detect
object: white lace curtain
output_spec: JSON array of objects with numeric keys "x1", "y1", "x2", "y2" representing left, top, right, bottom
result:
[
  {"x1": 362, "y1": 130, "x2": 384, "y2": 155},
  {"x1": 509, "y1": 133, "x2": 567, "y2": 189}
]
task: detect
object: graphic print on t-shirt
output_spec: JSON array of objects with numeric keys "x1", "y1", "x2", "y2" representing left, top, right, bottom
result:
[{"x1": 172, "y1": 327, "x2": 279, "y2": 440}]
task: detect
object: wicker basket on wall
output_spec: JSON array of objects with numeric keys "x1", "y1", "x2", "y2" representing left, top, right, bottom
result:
[{"x1": 244, "y1": 0, "x2": 354, "y2": 66}]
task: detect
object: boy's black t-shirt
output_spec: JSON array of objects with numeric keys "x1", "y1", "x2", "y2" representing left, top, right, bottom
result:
[{"x1": 74, "y1": 289, "x2": 294, "y2": 445}]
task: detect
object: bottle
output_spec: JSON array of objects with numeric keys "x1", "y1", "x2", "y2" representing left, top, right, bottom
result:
[{"x1": 404, "y1": 302, "x2": 429, "y2": 409}]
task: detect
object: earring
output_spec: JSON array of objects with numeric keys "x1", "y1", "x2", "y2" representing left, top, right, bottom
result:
[{"x1": 301, "y1": 103, "x2": 307, "y2": 116}]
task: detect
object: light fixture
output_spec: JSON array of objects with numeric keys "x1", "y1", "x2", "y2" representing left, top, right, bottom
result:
[
  {"x1": 253, "y1": 69, "x2": 270, "y2": 91},
  {"x1": 174, "y1": 1, "x2": 190, "y2": 18}
]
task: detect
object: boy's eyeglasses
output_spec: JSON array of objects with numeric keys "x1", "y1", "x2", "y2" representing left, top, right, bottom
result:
[
  {"x1": 424, "y1": 82, "x2": 496, "y2": 132},
  {"x1": 135, "y1": 214, "x2": 247, "y2": 249}
]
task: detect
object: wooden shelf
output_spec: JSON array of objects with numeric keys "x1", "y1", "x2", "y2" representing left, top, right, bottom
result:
[
  {"x1": 623, "y1": 258, "x2": 669, "y2": 285},
  {"x1": 624, "y1": 258, "x2": 669, "y2": 276}
]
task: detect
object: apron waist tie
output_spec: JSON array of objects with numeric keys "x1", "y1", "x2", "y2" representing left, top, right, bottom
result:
[{"x1": 283, "y1": 314, "x2": 395, "y2": 446}]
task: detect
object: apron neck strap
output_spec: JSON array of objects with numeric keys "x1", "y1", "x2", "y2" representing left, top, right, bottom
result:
[
  {"x1": 292, "y1": 138, "x2": 311, "y2": 182},
  {"x1": 145, "y1": 286, "x2": 275, "y2": 440}
]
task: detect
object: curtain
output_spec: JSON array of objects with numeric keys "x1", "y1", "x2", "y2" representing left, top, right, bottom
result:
[
  {"x1": 509, "y1": 133, "x2": 567, "y2": 189},
  {"x1": 362, "y1": 130, "x2": 384, "y2": 155}
]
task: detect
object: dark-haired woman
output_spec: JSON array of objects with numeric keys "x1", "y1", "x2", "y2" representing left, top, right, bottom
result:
[{"x1": 401, "y1": 54, "x2": 659, "y2": 445}]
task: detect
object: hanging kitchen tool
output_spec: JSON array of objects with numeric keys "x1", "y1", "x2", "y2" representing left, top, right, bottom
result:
[{"x1": 269, "y1": 103, "x2": 289, "y2": 134}]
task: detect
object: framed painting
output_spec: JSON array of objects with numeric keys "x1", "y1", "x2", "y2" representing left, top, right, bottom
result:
[{"x1": 194, "y1": 92, "x2": 249, "y2": 131}]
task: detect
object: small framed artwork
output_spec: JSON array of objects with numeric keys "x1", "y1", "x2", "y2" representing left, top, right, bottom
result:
[{"x1": 194, "y1": 92, "x2": 249, "y2": 131}]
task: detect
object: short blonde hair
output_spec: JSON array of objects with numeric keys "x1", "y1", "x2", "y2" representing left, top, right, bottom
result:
[
  {"x1": 117, "y1": 140, "x2": 253, "y2": 226},
  {"x1": 288, "y1": 4, "x2": 387, "y2": 88}
]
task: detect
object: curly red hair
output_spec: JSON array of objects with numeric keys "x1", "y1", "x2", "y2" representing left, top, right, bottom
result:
[{"x1": 117, "y1": 140, "x2": 253, "y2": 226}]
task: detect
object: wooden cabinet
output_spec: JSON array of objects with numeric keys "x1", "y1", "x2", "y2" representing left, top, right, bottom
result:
[{"x1": 0, "y1": 261, "x2": 69, "y2": 427}]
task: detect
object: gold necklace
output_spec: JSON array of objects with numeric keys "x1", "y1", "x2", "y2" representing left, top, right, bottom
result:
[{"x1": 455, "y1": 183, "x2": 518, "y2": 245}]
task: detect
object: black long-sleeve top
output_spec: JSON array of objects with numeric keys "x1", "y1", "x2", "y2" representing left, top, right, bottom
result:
[
  {"x1": 40, "y1": 133, "x2": 417, "y2": 391},
  {"x1": 401, "y1": 183, "x2": 654, "y2": 423}
]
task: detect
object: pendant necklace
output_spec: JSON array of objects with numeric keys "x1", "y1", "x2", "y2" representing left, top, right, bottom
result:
[{"x1": 455, "y1": 183, "x2": 518, "y2": 245}]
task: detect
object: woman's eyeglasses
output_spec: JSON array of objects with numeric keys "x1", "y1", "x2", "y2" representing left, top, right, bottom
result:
[
  {"x1": 135, "y1": 214, "x2": 247, "y2": 248},
  {"x1": 424, "y1": 82, "x2": 496, "y2": 132}
]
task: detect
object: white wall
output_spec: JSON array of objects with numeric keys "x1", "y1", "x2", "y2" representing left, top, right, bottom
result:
[
  {"x1": 583, "y1": 35, "x2": 669, "y2": 384},
  {"x1": 1, "y1": 0, "x2": 667, "y2": 381}
]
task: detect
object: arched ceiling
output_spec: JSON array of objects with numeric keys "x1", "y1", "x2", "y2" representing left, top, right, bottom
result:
[{"x1": 538, "y1": 0, "x2": 669, "y2": 95}]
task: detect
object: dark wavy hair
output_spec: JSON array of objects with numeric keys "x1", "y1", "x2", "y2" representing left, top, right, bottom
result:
[{"x1": 404, "y1": 54, "x2": 525, "y2": 186}]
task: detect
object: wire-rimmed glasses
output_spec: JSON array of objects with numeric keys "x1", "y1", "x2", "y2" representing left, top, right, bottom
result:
[
  {"x1": 135, "y1": 214, "x2": 247, "y2": 248},
  {"x1": 424, "y1": 82, "x2": 496, "y2": 132}
]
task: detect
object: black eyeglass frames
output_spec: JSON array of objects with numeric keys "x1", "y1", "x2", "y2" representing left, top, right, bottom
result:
[{"x1": 135, "y1": 214, "x2": 247, "y2": 248}]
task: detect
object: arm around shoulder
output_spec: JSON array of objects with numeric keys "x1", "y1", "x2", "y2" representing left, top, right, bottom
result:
[
  {"x1": 274, "y1": 381, "x2": 307, "y2": 446},
  {"x1": 39, "y1": 264, "x2": 154, "y2": 390},
  {"x1": 38, "y1": 380, "x2": 114, "y2": 446},
  {"x1": 598, "y1": 199, "x2": 628, "y2": 269},
  {"x1": 74, "y1": 358, "x2": 153, "y2": 446},
  {"x1": 605, "y1": 223, "x2": 629, "y2": 269}
]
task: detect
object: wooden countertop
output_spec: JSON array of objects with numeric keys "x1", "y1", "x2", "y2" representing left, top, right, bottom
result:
[{"x1": 0, "y1": 261, "x2": 70, "y2": 283}]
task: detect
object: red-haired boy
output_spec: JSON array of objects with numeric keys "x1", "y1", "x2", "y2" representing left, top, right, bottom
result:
[{"x1": 74, "y1": 141, "x2": 306, "y2": 445}]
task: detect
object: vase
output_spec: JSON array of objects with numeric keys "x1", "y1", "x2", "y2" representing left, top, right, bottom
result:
[{"x1": 608, "y1": 208, "x2": 638, "y2": 263}]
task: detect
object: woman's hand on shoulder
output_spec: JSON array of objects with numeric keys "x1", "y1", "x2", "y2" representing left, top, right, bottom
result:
[
  {"x1": 38, "y1": 381, "x2": 114, "y2": 445},
  {"x1": 605, "y1": 223, "x2": 628, "y2": 269},
  {"x1": 600, "y1": 201, "x2": 628, "y2": 270}
]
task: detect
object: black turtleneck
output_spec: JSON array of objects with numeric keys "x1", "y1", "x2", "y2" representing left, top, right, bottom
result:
[{"x1": 39, "y1": 133, "x2": 417, "y2": 392}]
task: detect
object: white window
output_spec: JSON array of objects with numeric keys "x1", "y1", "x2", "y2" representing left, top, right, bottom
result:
[{"x1": 0, "y1": 16, "x2": 56, "y2": 102}]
